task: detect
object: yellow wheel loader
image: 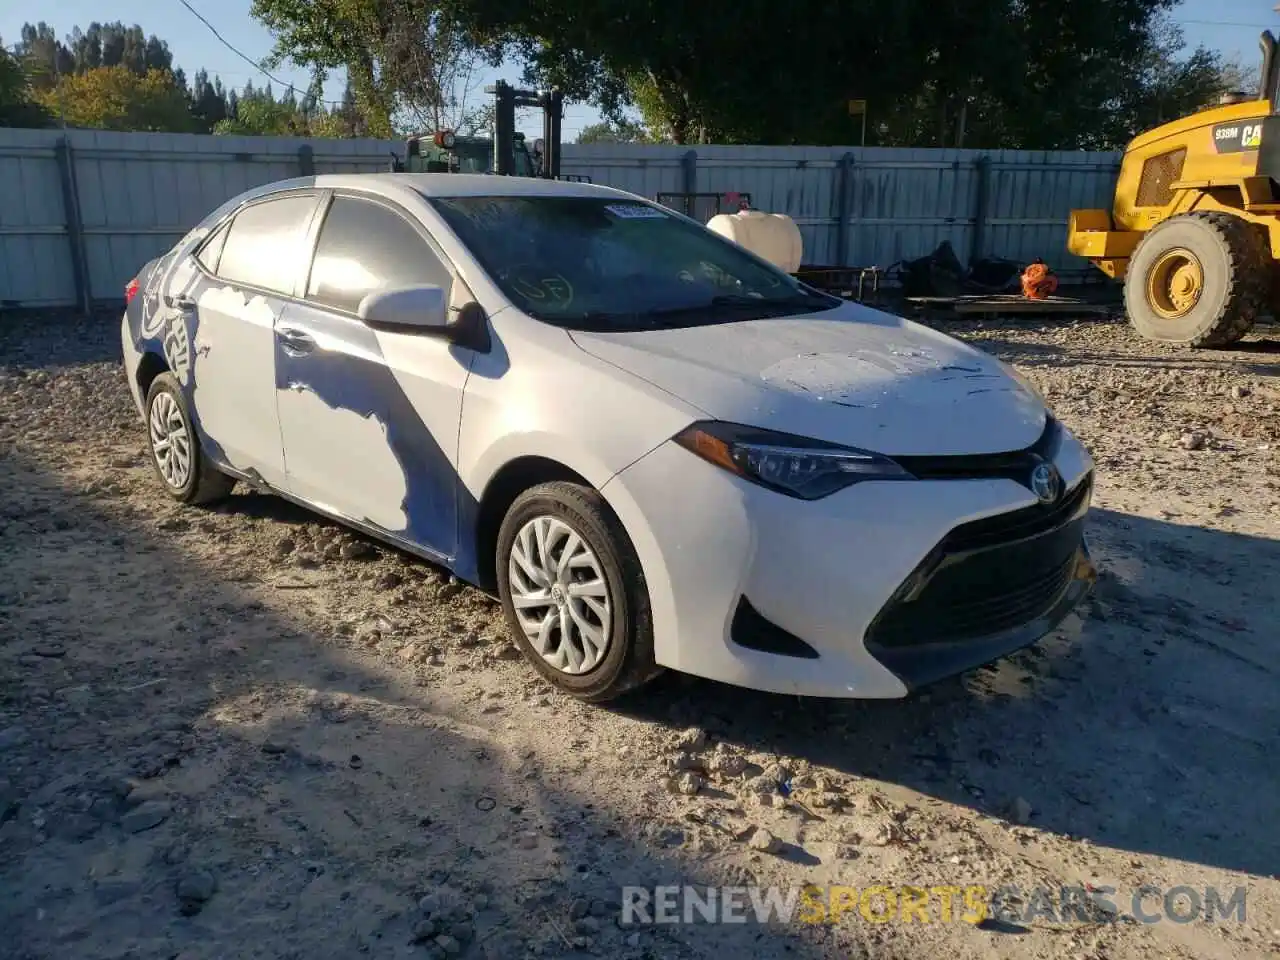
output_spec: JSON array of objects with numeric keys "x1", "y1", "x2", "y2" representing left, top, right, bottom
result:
[{"x1": 1067, "y1": 31, "x2": 1280, "y2": 347}]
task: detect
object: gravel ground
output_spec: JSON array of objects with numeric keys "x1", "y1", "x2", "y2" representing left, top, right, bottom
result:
[{"x1": 1, "y1": 308, "x2": 1278, "y2": 960}]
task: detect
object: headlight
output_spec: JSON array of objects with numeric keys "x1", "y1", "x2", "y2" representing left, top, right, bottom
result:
[{"x1": 673, "y1": 421, "x2": 914, "y2": 500}]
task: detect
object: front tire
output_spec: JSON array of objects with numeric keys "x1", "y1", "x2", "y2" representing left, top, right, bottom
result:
[
  {"x1": 496, "y1": 481, "x2": 660, "y2": 702},
  {"x1": 145, "y1": 372, "x2": 235, "y2": 505},
  {"x1": 1124, "y1": 211, "x2": 1268, "y2": 347}
]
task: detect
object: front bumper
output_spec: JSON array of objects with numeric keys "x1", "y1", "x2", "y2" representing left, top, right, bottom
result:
[
  {"x1": 602, "y1": 421, "x2": 1095, "y2": 699},
  {"x1": 1066, "y1": 209, "x2": 1140, "y2": 280},
  {"x1": 867, "y1": 543, "x2": 1095, "y2": 691}
]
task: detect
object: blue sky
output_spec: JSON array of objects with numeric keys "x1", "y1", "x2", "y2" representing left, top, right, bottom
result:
[{"x1": 2, "y1": 0, "x2": 1275, "y2": 140}]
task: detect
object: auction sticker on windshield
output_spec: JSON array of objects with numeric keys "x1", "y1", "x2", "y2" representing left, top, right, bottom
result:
[{"x1": 605, "y1": 203, "x2": 669, "y2": 219}]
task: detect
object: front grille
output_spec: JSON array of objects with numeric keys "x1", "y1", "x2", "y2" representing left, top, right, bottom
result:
[
  {"x1": 945, "y1": 472, "x2": 1092, "y2": 554},
  {"x1": 894, "y1": 416, "x2": 1062, "y2": 486},
  {"x1": 1136, "y1": 148, "x2": 1186, "y2": 208},
  {"x1": 865, "y1": 473, "x2": 1092, "y2": 650}
]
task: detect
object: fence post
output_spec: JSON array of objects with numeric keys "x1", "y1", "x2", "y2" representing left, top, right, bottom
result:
[
  {"x1": 835, "y1": 151, "x2": 855, "y2": 267},
  {"x1": 54, "y1": 136, "x2": 91, "y2": 315},
  {"x1": 969, "y1": 155, "x2": 991, "y2": 266},
  {"x1": 297, "y1": 144, "x2": 315, "y2": 176},
  {"x1": 681, "y1": 149, "x2": 697, "y2": 201}
]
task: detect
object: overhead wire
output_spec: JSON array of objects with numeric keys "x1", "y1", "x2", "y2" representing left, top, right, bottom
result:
[
  {"x1": 175, "y1": 0, "x2": 354, "y2": 107},
  {"x1": 173, "y1": 0, "x2": 587, "y2": 134}
]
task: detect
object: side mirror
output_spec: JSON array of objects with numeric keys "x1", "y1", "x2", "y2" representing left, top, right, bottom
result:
[
  {"x1": 357, "y1": 284, "x2": 449, "y2": 333},
  {"x1": 356, "y1": 284, "x2": 492, "y2": 353}
]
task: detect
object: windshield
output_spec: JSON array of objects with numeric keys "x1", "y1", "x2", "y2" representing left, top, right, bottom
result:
[{"x1": 428, "y1": 195, "x2": 838, "y2": 331}]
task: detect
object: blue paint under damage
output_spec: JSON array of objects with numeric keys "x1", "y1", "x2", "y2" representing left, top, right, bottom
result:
[
  {"x1": 272, "y1": 300, "x2": 476, "y2": 571},
  {"x1": 124, "y1": 193, "x2": 485, "y2": 586}
]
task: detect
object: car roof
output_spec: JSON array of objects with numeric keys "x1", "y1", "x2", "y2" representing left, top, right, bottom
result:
[
  {"x1": 199, "y1": 173, "x2": 657, "y2": 236},
  {"x1": 313, "y1": 172, "x2": 640, "y2": 201}
]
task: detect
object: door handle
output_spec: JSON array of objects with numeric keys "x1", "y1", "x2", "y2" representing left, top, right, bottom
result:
[{"x1": 277, "y1": 327, "x2": 316, "y2": 356}]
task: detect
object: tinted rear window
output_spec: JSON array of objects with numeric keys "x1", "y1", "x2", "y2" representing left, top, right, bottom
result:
[{"x1": 217, "y1": 194, "x2": 319, "y2": 295}]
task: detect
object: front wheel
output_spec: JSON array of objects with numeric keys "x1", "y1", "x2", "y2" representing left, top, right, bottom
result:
[
  {"x1": 495, "y1": 481, "x2": 660, "y2": 702},
  {"x1": 1124, "y1": 211, "x2": 1269, "y2": 347},
  {"x1": 145, "y1": 372, "x2": 235, "y2": 505}
]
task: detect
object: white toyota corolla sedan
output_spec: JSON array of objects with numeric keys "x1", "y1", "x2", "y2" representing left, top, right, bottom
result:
[{"x1": 121, "y1": 173, "x2": 1096, "y2": 702}]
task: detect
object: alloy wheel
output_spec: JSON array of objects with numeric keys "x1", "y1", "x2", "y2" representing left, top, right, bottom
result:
[
  {"x1": 507, "y1": 515, "x2": 612, "y2": 675},
  {"x1": 149, "y1": 390, "x2": 192, "y2": 490}
]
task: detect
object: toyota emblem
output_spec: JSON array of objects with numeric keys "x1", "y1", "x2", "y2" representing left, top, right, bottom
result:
[{"x1": 1029, "y1": 462, "x2": 1062, "y2": 504}]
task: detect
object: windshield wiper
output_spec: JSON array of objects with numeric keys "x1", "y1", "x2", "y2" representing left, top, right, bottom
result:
[{"x1": 551, "y1": 292, "x2": 836, "y2": 331}]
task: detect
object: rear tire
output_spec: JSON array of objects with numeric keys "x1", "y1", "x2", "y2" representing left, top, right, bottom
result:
[
  {"x1": 1124, "y1": 211, "x2": 1268, "y2": 347},
  {"x1": 496, "y1": 481, "x2": 660, "y2": 702},
  {"x1": 145, "y1": 373, "x2": 235, "y2": 505}
]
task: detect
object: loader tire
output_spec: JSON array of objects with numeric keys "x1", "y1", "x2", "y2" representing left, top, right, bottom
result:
[{"x1": 1125, "y1": 211, "x2": 1268, "y2": 348}]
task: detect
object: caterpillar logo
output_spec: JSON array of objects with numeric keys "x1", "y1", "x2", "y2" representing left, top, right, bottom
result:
[{"x1": 1212, "y1": 120, "x2": 1265, "y2": 153}]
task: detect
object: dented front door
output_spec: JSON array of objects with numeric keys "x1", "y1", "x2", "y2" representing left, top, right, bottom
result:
[{"x1": 274, "y1": 192, "x2": 472, "y2": 563}]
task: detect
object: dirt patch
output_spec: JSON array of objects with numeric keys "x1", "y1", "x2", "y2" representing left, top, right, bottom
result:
[{"x1": 1, "y1": 309, "x2": 1277, "y2": 959}]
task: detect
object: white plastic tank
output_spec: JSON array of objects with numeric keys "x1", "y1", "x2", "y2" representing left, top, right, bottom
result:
[{"x1": 706, "y1": 209, "x2": 803, "y2": 274}]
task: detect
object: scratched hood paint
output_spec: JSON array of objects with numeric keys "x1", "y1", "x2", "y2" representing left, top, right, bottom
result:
[{"x1": 569, "y1": 303, "x2": 1048, "y2": 456}]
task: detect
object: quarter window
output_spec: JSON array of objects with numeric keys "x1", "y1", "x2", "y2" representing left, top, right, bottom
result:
[
  {"x1": 306, "y1": 196, "x2": 452, "y2": 314},
  {"x1": 195, "y1": 221, "x2": 230, "y2": 273},
  {"x1": 216, "y1": 194, "x2": 319, "y2": 295}
]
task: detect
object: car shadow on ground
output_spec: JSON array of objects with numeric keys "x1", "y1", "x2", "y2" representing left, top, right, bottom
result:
[
  {"x1": 1, "y1": 452, "x2": 882, "y2": 960},
  {"x1": 609, "y1": 507, "x2": 1280, "y2": 880}
]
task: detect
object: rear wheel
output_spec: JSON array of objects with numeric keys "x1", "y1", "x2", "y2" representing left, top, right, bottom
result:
[
  {"x1": 1124, "y1": 211, "x2": 1269, "y2": 347},
  {"x1": 145, "y1": 373, "x2": 235, "y2": 505}
]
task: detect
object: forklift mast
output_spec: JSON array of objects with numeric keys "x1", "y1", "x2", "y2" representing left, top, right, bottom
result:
[
  {"x1": 489, "y1": 80, "x2": 563, "y2": 178},
  {"x1": 389, "y1": 80, "x2": 587, "y2": 180}
]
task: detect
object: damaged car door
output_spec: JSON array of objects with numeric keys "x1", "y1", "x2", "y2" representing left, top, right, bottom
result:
[
  {"x1": 186, "y1": 190, "x2": 323, "y2": 487},
  {"x1": 273, "y1": 191, "x2": 472, "y2": 563}
]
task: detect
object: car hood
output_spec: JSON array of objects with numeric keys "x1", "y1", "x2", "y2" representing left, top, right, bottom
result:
[{"x1": 569, "y1": 303, "x2": 1048, "y2": 456}]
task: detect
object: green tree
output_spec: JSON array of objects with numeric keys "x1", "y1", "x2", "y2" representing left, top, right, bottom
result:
[
  {"x1": 33, "y1": 66, "x2": 195, "y2": 132},
  {"x1": 576, "y1": 118, "x2": 648, "y2": 144},
  {"x1": 215, "y1": 78, "x2": 356, "y2": 137},
  {"x1": 215, "y1": 97, "x2": 299, "y2": 135},
  {"x1": 441, "y1": 0, "x2": 1252, "y2": 149},
  {"x1": 17, "y1": 20, "x2": 176, "y2": 85},
  {"x1": 957, "y1": 6, "x2": 1242, "y2": 151},
  {"x1": 215, "y1": 81, "x2": 295, "y2": 135},
  {"x1": 0, "y1": 43, "x2": 54, "y2": 127},
  {"x1": 190, "y1": 68, "x2": 230, "y2": 132},
  {"x1": 249, "y1": 0, "x2": 499, "y2": 137},
  {"x1": 7, "y1": 21, "x2": 235, "y2": 131},
  {"x1": 459, "y1": 100, "x2": 494, "y2": 136},
  {"x1": 1095, "y1": 16, "x2": 1243, "y2": 146},
  {"x1": 16, "y1": 22, "x2": 74, "y2": 90},
  {"x1": 67, "y1": 25, "x2": 103, "y2": 72},
  {"x1": 332, "y1": 78, "x2": 371, "y2": 136}
]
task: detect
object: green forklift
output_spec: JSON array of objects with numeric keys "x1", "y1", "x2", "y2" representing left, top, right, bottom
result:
[
  {"x1": 399, "y1": 129, "x2": 539, "y2": 176},
  {"x1": 391, "y1": 80, "x2": 588, "y2": 181}
]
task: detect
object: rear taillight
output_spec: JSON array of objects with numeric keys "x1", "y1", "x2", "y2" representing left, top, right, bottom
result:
[{"x1": 125, "y1": 277, "x2": 140, "y2": 304}]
